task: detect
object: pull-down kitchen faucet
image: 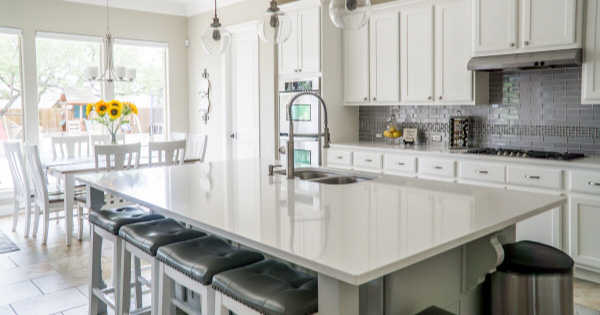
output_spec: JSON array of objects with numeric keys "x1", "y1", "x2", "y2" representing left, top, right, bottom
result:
[{"x1": 286, "y1": 91, "x2": 330, "y2": 179}]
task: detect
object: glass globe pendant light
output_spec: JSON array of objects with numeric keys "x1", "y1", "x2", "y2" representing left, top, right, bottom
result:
[
  {"x1": 201, "y1": 0, "x2": 231, "y2": 54},
  {"x1": 257, "y1": 0, "x2": 292, "y2": 44},
  {"x1": 329, "y1": 0, "x2": 371, "y2": 30}
]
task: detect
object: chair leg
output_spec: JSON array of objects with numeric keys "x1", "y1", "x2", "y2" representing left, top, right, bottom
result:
[
  {"x1": 215, "y1": 292, "x2": 229, "y2": 315},
  {"x1": 119, "y1": 244, "x2": 132, "y2": 315},
  {"x1": 24, "y1": 201, "x2": 32, "y2": 237},
  {"x1": 134, "y1": 257, "x2": 143, "y2": 309},
  {"x1": 89, "y1": 227, "x2": 107, "y2": 315},
  {"x1": 77, "y1": 204, "x2": 84, "y2": 241},
  {"x1": 112, "y1": 238, "x2": 122, "y2": 314},
  {"x1": 12, "y1": 200, "x2": 19, "y2": 232},
  {"x1": 158, "y1": 264, "x2": 176, "y2": 315},
  {"x1": 202, "y1": 286, "x2": 216, "y2": 315},
  {"x1": 151, "y1": 259, "x2": 160, "y2": 315},
  {"x1": 42, "y1": 208, "x2": 50, "y2": 245},
  {"x1": 32, "y1": 205, "x2": 40, "y2": 237}
]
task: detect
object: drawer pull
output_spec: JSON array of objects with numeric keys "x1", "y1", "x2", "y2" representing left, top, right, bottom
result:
[
  {"x1": 589, "y1": 181, "x2": 600, "y2": 186},
  {"x1": 476, "y1": 170, "x2": 488, "y2": 174},
  {"x1": 365, "y1": 159, "x2": 372, "y2": 162},
  {"x1": 397, "y1": 162, "x2": 405, "y2": 166},
  {"x1": 336, "y1": 156, "x2": 343, "y2": 160},
  {"x1": 525, "y1": 175, "x2": 540, "y2": 179},
  {"x1": 433, "y1": 166, "x2": 443, "y2": 170}
]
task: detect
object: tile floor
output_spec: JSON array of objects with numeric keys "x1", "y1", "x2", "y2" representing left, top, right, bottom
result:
[{"x1": 0, "y1": 213, "x2": 598, "y2": 315}]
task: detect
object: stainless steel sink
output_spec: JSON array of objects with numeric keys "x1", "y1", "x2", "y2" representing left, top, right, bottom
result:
[{"x1": 274, "y1": 168, "x2": 377, "y2": 184}]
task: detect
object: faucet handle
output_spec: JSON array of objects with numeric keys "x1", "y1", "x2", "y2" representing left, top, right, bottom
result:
[{"x1": 268, "y1": 164, "x2": 283, "y2": 176}]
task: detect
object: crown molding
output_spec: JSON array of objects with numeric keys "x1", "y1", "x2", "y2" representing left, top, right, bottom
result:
[{"x1": 59, "y1": 0, "x2": 246, "y2": 17}]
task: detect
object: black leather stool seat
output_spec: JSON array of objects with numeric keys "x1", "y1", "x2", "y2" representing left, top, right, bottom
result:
[
  {"x1": 88, "y1": 206, "x2": 164, "y2": 235},
  {"x1": 416, "y1": 306, "x2": 456, "y2": 315},
  {"x1": 119, "y1": 218, "x2": 206, "y2": 256},
  {"x1": 498, "y1": 241, "x2": 574, "y2": 274},
  {"x1": 212, "y1": 259, "x2": 318, "y2": 315},
  {"x1": 157, "y1": 235, "x2": 265, "y2": 286}
]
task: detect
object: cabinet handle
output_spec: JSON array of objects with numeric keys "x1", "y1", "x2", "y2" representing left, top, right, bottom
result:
[
  {"x1": 525, "y1": 174, "x2": 540, "y2": 179},
  {"x1": 589, "y1": 181, "x2": 600, "y2": 186},
  {"x1": 298, "y1": 69, "x2": 302, "y2": 72},
  {"x1": 509, "y1": 42, "x2": 515, "y2": 47},
  {"x1": 365, "y1": 159, "x2": 372, "y2": 162},
  {"x1": 524, "y1": 41, "x2": 529, "y2": 46},
  {"x1": 364, "y1": 97, "x2": 368, "y2": 101},
  {"x1": 336, "y1": 156, "x2": 343, "y2": 159},
  {"x1": 397, "y1": 162, "x2": 405, "y2": 166},
  {"x1": 373, "y1": 97, "x2": 377, "y2": 101},
  {"x1": 438, "y1": 96, "x2": 442, "y2": 100},
  {"x1": 475, "y1": 170, "x2": 488, "y2": 174},
  {"x1": 428, "y1": 96, "x2": 432, "y2": 100},
  {"x1": 432, "y1": 166, "x2": 443, "y2": 170}
]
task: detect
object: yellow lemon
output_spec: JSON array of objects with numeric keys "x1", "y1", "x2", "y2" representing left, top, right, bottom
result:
[
  {"x1": 389, "y1": 126, "x2": 396, "y2": 132},
  {"x1": 383, "y1": 131, "x2": 392, "y2": 138},
  {"x1": 392, "y1": 131, "x2": 401, "y2": 138}
]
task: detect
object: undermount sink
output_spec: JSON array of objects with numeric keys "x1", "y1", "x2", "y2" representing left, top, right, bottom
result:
[{"x1": 274, "y1": 168, "x2": 377, "y2": 184}]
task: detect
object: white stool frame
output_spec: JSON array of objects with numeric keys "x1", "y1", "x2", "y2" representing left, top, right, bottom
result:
[
  {"x1": 158, "y1": 262, "x2": 216, "y2": 315},
  {"x1": 120, "y1": 241, "x2": 160, "y2": 315}
]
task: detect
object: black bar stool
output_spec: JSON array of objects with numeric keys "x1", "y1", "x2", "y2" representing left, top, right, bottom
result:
[
  {"x1": 156, "y1": 235, "x2": 265, "y2": 314},
  {"x1": 212, "y1": 259, "x2": 319, "y2": 315},
  {"x1": 88, "y1": 206, "x2": 164, "y2": 315},
  {"x1": 118, "y1": 218, "x2": 206, "y2": 315}
]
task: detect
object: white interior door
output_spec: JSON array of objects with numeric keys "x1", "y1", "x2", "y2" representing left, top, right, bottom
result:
[{"x1": 228, "y1": 27, "x2": 260, "y2": 160}]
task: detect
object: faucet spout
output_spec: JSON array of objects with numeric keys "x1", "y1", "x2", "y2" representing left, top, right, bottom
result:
[{"x1": 286, "y1": 91, "x2": 330, "y2": 180}]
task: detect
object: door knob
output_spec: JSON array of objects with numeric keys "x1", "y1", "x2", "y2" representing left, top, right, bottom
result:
[
  {"x1": 230, "y1": 132, "x2": 237, "y2": 140},
  {"x1": 279, "y1": 146, "x2": 287, "y2": 154}
]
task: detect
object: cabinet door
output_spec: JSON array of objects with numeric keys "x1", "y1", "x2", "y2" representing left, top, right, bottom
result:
[
  {"x1": 343, "y1": 27, "x2": 370, "y2": 103},
  {"x1": 435, "y1": 0, "x2": 473, "y2": 103},
  {"x1": 298, "y1": 6, "x2": 321, "y2": 73},
  {"x1": 473, "y1": 0, "x2": 517, "y2": 55},
  {"x1": 582, "y1": 0, "x2": 600, "y2": 104},
  {"x1": 369, "y1": 12, "x2": 400, "y2": 103},
  {"x1": 570, "y1": 196, "x2": 600, "y2": 270},
  {"x1": 516, "y1": 207, "x2": 562, "y2": 249},
  {"x1": 279, "y1": 11, "x2": 299, "y2": 75},
  {"x1": 401, "y1": 6, "x2": 434, "y2": 104},
  {"x1": 521, "y1": 0, "x2": 576, "y2": 50}
]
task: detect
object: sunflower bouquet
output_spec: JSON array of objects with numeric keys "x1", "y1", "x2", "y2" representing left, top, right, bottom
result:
[{"x1": 86, "y1": 100, "x2": 138, "y2": 143}]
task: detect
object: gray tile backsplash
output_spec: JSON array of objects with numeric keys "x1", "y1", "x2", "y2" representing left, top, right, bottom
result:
[{"x1": 358, "y1": 67, "x2": 600, "y2": 155}]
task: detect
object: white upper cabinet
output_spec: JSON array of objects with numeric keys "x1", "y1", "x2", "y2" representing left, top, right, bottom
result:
[
  {"x1": 369, "y1": 12, "x2": 400, "y2": 104},
  {"x1": 435, "y1": 0, "x2": 473, "y2": 103},
  {"x1": 473, "y1": 0, "x2": 581, "y2": 56},
  {"x1": 582, "y1": 0, "x2": 600, "y2": 104},
  {"x1": 279, "y1": 5, "x2": 320, "y2": 76},
  {"x1": 401, "y1": 5, "x2": 434, "y2": 104},
  {"x1": 473, "y1": 0, "x2": 518, "y2": 55},
  {"x1": 343, "y1": 27, "x2": 370, "y2": 103}
]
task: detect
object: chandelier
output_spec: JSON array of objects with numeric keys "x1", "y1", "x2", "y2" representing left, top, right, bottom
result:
[{"x1": 85, "y1": 0, "x2": 136, "y2": 82}]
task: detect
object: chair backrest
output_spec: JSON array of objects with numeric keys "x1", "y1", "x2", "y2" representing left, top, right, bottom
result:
[
  {"x1": 94, "y1": 143, "x2": 141, "y2": 172},
  {"x1": 3, "y1": 142, "x2": 30, "y2": 201},
  {"x1": 148, "y1": 140, "x2": 186, "y2": 167},
  {"x1": 188, "y1": 134, "x2": 208, "y2": 162},
  {"x1": 170, "y1": 132, "x2": 187, "y2": 141},
  {"x1": 66, "y1": 120, "x2": 82, "y2": 133},
  {"x1": 22, "y1": 144, "x2": 48, "y2": 208},
  {"x1": 90, "y1": 134, "x2": 111, "y2": 147},
  {"x1": 51, "y1": 135, "x2": 89, "y2": 158}
]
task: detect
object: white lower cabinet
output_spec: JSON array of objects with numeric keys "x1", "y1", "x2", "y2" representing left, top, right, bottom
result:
[
  {"x1": 419, "y1": 158, "x2": 456, "y2": 179},
  {"x1": 516, "y1": 206, "x2": 563, "y2": 249},
  {"x1": 326, "y1": 149, "x2": 352, "y2": 169},
  {"x1": 570, "y1": 195, "x2": 600, "y2": 272}
]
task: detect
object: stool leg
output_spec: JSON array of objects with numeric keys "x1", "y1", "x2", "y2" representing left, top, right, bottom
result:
[
  {"x1": 158, "y1": 263, "x2": 176, "y2": 315},
  {"x1": 151, "y1": 258, "x2": 160, "y2": 315},
  {"x1": 119, "y1": 244, "x2": 132, "y2": 315},
  {"x1": 112, "y1": 238, "x2": 122, "y2": 314},
  {"x1": 214, "y1": 292, "x2": 229, "y2": 315},
  {"x1": 134, "y1": 257, "x2": 143, "y2": 309},
  {"x1": 201, "y1": 286, "x2": 216, "y2": 315},
  {"x1": 89, "y1": 226, "x2": 107, "y2": 314}
]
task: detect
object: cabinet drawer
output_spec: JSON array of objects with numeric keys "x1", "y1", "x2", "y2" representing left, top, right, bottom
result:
[
  {"x1": 327, "y1": 149, "x2": 352, "y2": 167},
  {"x1": 570, "y1": 172, "x2": 600, "y2": 194},
  {"x1": 384, "y1": 155, "x2": 417, "y2": 173},
  {"x1": 354, "y1": 152, "x2": 382, "y2": 170},
  {"x1": 460, "y1": 162, "x2": 506, "y2": 184},
  {"x1": 507, "y1": 166, "x2": 562, "y2": 190},
  {"x1": 419, "y1": 158, "x2": 456, "y2": 178}
]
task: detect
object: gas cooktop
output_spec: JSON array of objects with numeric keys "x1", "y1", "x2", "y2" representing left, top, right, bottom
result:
[{"x1": 465, "y1": 148, "x2": 585, "y2": 161}]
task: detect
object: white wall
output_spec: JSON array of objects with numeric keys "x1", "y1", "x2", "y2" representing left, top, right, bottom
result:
[{"x1": 0, "y1": 0, "x2": 189, "y2": 144}]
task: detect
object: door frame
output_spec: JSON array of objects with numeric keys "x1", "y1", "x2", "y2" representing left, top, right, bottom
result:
[{"x1": 222, "y1": 20, "x2": 260, "y2": 160}]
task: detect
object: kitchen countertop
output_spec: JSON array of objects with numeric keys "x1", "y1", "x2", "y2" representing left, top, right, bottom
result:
[
  {"x1": 330, "y1": 141, "x2": 600, "y2": 170},
  {"x1": 76, "y1": 159, "x2": 566, "y2": 285}
]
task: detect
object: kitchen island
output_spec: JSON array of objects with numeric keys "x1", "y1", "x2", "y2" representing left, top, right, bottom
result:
[{"x1": 76, "y1": 158, "x2": 566, "y2": 314}]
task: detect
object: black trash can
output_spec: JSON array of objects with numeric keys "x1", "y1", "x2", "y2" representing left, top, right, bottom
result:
[{"x1": 491, "y1": 241, "x2": 574, "y2": 315}]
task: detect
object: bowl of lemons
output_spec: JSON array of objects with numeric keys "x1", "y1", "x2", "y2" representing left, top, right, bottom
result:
[{"x1": 383, "y1": 126, "x2": 402, "y2": 144}]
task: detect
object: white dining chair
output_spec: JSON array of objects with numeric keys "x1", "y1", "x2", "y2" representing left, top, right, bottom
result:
[
  {"x1": 148, "y1": 140, "x2": 186, "y2": 167},
  {"x1": 51, "y1": 135, "x2": 89, "y2": 158},
  {"x1": 23, "y1": 144, "x2": 82, "y2": 244},
  {"x1": 188, "y1": 133, "x2": 208, "y2": 162},
  {"x1": 170, "y1": 132, "x2": 187, "y2": 142},
  {"x1": 89, "y1": 134, "x2": 111, "y2": 147},
  {"x1": 3, "y1": 142, "x2": 33, "y2": 237}
]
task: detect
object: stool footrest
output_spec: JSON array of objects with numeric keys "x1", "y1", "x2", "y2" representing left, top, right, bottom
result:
[
  {"x1": 171, "y1": 297, "x2": 201, "y2": 315},
  {"x1": 92, "y1": 287, "x2": 116, "y2": 310}
]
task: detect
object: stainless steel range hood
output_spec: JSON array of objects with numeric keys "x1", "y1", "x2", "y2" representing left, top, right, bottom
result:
[{"x1": 467, "y1": 48, "x2": 582, "y2": 72}]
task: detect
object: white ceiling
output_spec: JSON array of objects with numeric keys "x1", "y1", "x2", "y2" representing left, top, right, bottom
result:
[{"x1": 60, "y1": 0, "x2": 246, "y2": 17}]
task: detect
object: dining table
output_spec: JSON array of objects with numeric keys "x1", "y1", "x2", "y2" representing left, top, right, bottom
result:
[{"x1": 41, "y1": 154, "x2": 200, "y2": 246}]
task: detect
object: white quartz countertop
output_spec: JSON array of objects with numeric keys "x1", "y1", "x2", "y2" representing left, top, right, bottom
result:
[
  {"x1": 330, "y1": 141, "x2": 600, "y2": 170},
  {"x1": 76, "y1": 159, "x2": 566, "y2": 285}
]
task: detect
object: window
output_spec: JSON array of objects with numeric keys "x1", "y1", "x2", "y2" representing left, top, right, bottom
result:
[
  {"x1": 35, "y1": 32, "x2": 102, "y2": 155},
  {"x1": 114, "y1": 40, "x2": 168, "y2": 139},
  {"x1": 0, "y1": 28, "x2": 24, "y2": 192}
]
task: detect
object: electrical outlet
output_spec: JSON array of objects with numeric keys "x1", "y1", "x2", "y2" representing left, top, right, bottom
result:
[
  {"x1": 432, "y1": 134, "x2": 442, "y2": 142},
  {"x1": 375, "y1": 133, "x2": 383, "y2": 138}
]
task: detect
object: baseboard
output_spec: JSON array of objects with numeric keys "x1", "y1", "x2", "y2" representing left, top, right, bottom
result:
[{"x1": 575, "y1": 266, "x2": 600, "y2": 284}]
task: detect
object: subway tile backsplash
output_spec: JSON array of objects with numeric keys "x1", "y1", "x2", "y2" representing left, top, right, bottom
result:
[{"x1": 358, "y1": 67, "x2": 600, "y2": 156}]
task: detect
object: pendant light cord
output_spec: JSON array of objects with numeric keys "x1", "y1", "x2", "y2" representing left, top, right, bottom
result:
[
  {"x1": 106, "y1": 0, "x2": 110, "y2": 34},
  {"x1": 214, "y1": 0, "x2": 218, "y2": 18}
]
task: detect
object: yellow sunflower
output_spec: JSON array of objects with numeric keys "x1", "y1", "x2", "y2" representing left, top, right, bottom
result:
[
  {"x1": 85, "y1": 103, "x2": 93, "y2": 117},
  {"x1": 95, "y1": 100, "x2": 108, "y2": 116},
  {"x1": 126, "y1": 102, "x2": 138, "y2": 115},
  {"x1": 108, "y1": 104, "x2": 122, "y2": 120}
]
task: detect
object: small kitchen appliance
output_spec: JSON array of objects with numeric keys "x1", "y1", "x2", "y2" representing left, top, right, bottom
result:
[{"x1": 448, "y1": 113, "x2": 471, "y2": 149}]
